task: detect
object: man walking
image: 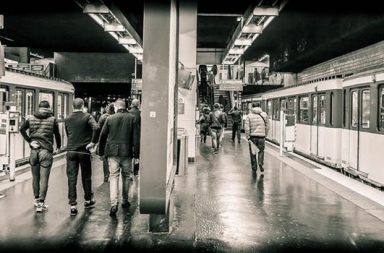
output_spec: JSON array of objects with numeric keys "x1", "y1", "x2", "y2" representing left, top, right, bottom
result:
[
  {"x1": 228, "y1": 106, "x2": 242, "y2": 143},
  {"x1": 65, "y1": 98, "x2": 99, "y2": 216},
  {"x1": 97, "y1": 103, "x2": 115, "y2": 182},
  {"x1": 20, "y1": 100, "x2": 61, "y2": 213},
  {"x1": 98, "y1": 99, "x2": 140, "y2": 216},
  {"x1": 209, "y1": 103, "x2": 225, "y2": 153},
  {"x1": 244, "y1": 104, "x2": 269, "y2": 173},
  {"x1": 128, "y1": 99, "x2": 141, "y2": 176}
]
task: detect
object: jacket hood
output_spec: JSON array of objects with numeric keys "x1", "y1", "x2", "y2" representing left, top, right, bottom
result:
[
  {"x1": 34, "y1": 108, "x2": 53, "y2": 119},
  {"x1": 251, "y1": 107, "x2": 263, "y2": 114}
]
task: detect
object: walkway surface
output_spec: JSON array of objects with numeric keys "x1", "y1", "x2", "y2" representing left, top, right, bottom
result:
[{"x1": 0, "y1": 134, "x2": 384, "y2": 253}]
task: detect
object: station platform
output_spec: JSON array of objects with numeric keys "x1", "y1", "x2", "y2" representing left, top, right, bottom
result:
[{"x1": 0, "y1": 133, "x2": 384, "y2": 253}]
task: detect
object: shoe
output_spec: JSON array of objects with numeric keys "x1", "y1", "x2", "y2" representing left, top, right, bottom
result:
[
  {"x1": 121, "y1": 202, "x2": 131, "y2": 208},
  {"x1": 110, "y1": 205, "x2": 118, "y2": 216},
  {"x1": 70, "y1": 206, "x2": 78, "y2": 216},
  {"x1": 34, "y1": 198, "x2": 39, "y2": 207},
  {"x1": 259, "y1": 164, "x2": 264, "y2": 172},
  {"x1": 104, "y1": 176, "x2": 109, "y2": 182},
  {"x1": 36, "y1": 202, "x2": 48, "y2": 213},
  {"x1": 84, "y1": 199, "x2": 96, "y2": 209}
]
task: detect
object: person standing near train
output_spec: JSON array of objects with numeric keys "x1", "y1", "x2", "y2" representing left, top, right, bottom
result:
[
  {"x1": 97, "y1": 103, "x2": 115, "y2": 182},
  {"x1": 20, "y1": 100, "x2": 61, "y2": 213},
  {"x1": 65, "y1": 98, "x2": 99, "y2": 216},
  {"x1": 128, "y1": 99, "x2": 141, "y2": 176},
  {"x1": 244, "y1": 103, "x2": 269, "y2": 173}
]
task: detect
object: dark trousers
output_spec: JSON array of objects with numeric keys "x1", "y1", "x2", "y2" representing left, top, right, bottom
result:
[
  {"x1": 232, "y1": 122, "x2": 241, "y2": 142},
  {"x1": 30, "y1": 148, "x2": 53, "y2": 202},
  {"x1": 249, "y1": 137, "x2": 266, "y2": 171},
  {"x1": 102, "y1": 156, "x2": 110, "y2": 178},
  {"x1": 66, "y1": 151, "x2": 93, "y2": 205}
]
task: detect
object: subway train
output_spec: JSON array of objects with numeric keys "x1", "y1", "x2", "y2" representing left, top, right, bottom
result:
[
  {"x1": 241, "y1": 67, "x2": 384, "y2": 188},
  {"x1": 0, "y1": 68, "x2": 74, "y2": 168}
]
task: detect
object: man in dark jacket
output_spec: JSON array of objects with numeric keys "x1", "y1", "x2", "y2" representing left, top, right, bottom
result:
[
  {"x1": 128, "y1": 99, "x2": 141, "y2": 176},
  {"x1": 98, "y1": 99, "x2": 140, "y2": 216},
  {"x1": 20, "y1": 100, "x2": 61, "y2": 213},
  {"x1": 65, "y1": 98, "x2": 99, "y2": 216},
  {"x1": 98, "y1": 103, "x2": 115, "y2": 182},
  {"x1": 228, "y1": 106, "x2": 242, "y2": 143}
]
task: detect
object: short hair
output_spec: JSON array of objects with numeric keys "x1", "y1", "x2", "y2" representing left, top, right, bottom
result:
[
  {"x1": 73, "y1": 98, "x2": 84, "y2": 110},
  {"x1": 220, "y1": 104, "x2": 224, "y2": 109},
  {"x1": 213, "y1": 103, "x2": 220, "y2": 109},
  {"x1": 39, "y1": 100, "x2": 50, "y2": 109},
  {"x1": 131, "y1": 99, "x2": 140, "y2": 107},
  {"x1": 234, "y1": 106, "x2": 238, "y2": 110},
  {"x1": 106, "y1": 103, "x2": 115, "y2": 114},
  {"x1": 115, "y1": 99, "x2": 126, "y2": 110}
]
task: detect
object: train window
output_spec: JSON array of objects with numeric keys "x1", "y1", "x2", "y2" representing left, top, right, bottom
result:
[
  {"x1": 25, "y1": 90, "x2": 35, "y2": 116},
  {"x1": 273, "y1": 99, "x2": 280, "y2": 120},
  {"x1": 379, "y1": 87, "x2": 384, "y2": 131},
  {"x1": 280, "y1": 99, "x2": 287, "y2": 112},
  {"x1": 351, "y1": 90, "x2": 358, "y2": 128},
  {"x1": 361, "y1": 89, "x2": 370, "y2": 129},
  {"x1": 64, "y1": 94, "x2": 69, "y2": 118},
  {"x1": 312, "y1": 95, "x2": 318, "y2": 124},
  {"x1": 299, "y1": 96, "x2": 309, "y2": 123},
  {"x1": 267, "y1": 100, "x2": 272, "y2": 116},
  {"x1": 39, "y1": 91, "x2": 54, "y2": 110},
  {"x1": 287, "y1": 97, "x2": 295, "y2": 114},
  {"x1": 320, "y1": 94, "x2": 326, "y2": 125},
  {"x1": 15, "y1": 89, "x2": 24, "y2": 114},
  {"x1": 0, "y1": 85, "x2": 9, "y2": 113},
  {"x1": 57, "y1": 94, "x2": 63, "y2": 120}
]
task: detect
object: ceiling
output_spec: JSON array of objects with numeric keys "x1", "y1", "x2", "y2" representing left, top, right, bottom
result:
[{"x1": 1, "y1": 0, "x2": 384, "y2": 72}]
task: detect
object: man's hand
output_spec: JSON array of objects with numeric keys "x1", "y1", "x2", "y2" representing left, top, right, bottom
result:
[
  {"x1": 30, "y1": 141, "x2": 40, "y2": 149},
  {"x1": 86, "y1": 142, "x2": 95, "y2": 151}
]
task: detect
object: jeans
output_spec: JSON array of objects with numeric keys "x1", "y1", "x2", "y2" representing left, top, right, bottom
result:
[
  {"x1": 108, "y1": 157, "x2": 132, "y2": 206},
  {"x1": 249, "y1": 137, "x2": 266, "y2": 171},
  {"x1": 66, "y1": 151, "x2": 93, "y2": 205},
  {"x1": 211, "y1": 128, "x2": 222, "y2": 150},
  {"x1": 30, "y1": 148, "x2": 53, "y2": 202},
  {"x1": 232, "y1": 122, "x2": 241, "y2": 142},
  {"x1": 102, "y1": 156, "x2": 110, "y2": 178}
]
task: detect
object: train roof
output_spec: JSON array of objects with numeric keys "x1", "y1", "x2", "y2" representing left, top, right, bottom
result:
[{"x1": 0, "y1": 68, "x2": 74, "y2": 93}]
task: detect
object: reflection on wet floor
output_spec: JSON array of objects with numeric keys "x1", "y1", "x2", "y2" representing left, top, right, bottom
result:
[{"x1": 0, "y1": 136, "x2": 383, "y2": 252}]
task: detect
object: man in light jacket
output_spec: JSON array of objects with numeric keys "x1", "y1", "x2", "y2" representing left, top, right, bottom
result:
[{"x1": 244, "y1": 104, "x2": 269, "y2": 173}]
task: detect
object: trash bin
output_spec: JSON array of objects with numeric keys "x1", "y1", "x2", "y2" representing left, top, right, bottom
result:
[{"x1": 176, "y1": 128, "x2": 188, "y2": 175}]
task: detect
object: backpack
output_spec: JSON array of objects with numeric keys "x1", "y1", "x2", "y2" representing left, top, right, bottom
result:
[{"x1": 210, "y1": 110, "x2": 224, "y2": 128}]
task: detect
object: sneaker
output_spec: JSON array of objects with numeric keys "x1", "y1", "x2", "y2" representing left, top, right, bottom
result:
[
  {"x1": 84, "y1": 199, "x2": 96, "y2": 209},
  {"x1": 36, "y1": 202, "x2": 48, "y2": 213},
  {"x1": 259, "y1": 164, "x2": 264, "y2": 173},
  {"x1": 70, "y1": 206, "x2": 78, "y2": 216},
  {"x1": 110, "y1": 205, "x2": 118, "y2": 217},
  {"x1": 121, "y1": 201, "x2": 131, "y2": 208},
  {"x1": 34, "y1": 198, "x2": 39, "y2": 207}
]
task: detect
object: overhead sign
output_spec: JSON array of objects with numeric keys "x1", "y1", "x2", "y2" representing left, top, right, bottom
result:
[
  {"x1": 132, "y1": 78, "x2": 142, "y2": 90},
  {"x1": 219, "y1": 80, "x2": 243, "y2": 91}
]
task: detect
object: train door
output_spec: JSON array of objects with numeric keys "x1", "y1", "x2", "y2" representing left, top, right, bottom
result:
[
  {"x1": 348, "y1": 88, "x2": 370, "y2": 171},
  {"x1": 310, "y1": 94, "x2": 318, "y2": 156},
  {"x1": 317, "y1": 94, "x2": 326, "y2": 159}
]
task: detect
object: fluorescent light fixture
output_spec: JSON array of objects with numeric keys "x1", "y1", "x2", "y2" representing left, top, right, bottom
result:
[
  {"x1": 104, "y1": 22, "x2": 125, "y2": 32},
  {"x1": 88, "y1": 13, "x2": 104, "y2": 27},
  {"x1": 129, "y1": 47, "x2": 144, "y2": 54},
  {"x1": 253, "y1": 7, "x2": 279, "y2": 16},
  {"x1": 229, "y1": 48, "x2": 245, "y2": 55},
  {"x1": 234, "y1": 38, "x2": 252, "y2": 46},
  {"x1": 242, "y1": 24, "x2": 263, "y2": 34},
  {"x1": 108, "y1": 31, "x2": 119, "y2": 41},
  {"x1": 258, "y1": 54, "x2": 269, "y2": 62},
  {"x1": 118, "y1": 37, "x2": 137, "y2": 45},
  {"x1": 83, "y1": 3, "x2": 109, "y2": 14}
]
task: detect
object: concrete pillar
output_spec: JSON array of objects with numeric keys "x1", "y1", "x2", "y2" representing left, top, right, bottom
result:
[
  {"x1": 140, "y1": 0, "x2": 178, "y2": 232},
  {"x1": 177, "y1": 0, "x2": 197, "y2": 162}
]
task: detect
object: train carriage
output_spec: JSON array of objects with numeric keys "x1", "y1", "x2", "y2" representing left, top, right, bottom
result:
[{"x1": 0, "y1": 68, "x2": 74, "y2": 168}]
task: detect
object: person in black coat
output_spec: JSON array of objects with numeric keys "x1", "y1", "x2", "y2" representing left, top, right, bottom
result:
[{"x1": 128, "y1": 99, "x2": 141, "y2": 176}]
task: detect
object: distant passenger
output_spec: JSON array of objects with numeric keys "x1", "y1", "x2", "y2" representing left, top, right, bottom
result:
[
  {"x1": 20, "y1": 100, "x2": 61, "y2": 213},
  {"x1": 197, "y1": 106, "x2": 211, "y2": 143},
  {"x1": 244, "y1": 104, "x2": 269, "y2": 173},
  {"x1": 209, "y1": 103, "x2": 225, "y2": 153},
  {"x1": 65, "y1": 98, "x2": 99, "y2": 216},
  {"x1": 228, "y1": 106, "x2": 242, "y2": 143},
  {"x1": 128, "y1": 99, "x2": 141, "y2": 176},
  {"x1": 97, "y1": 103, "x2": 115, "y2": 182},
  {"x1": 219, "y1": 104, "x2": 227, "y2": 145},
  {"x1": 98, "y1": 99, "x2": 140, "y2": 217}
]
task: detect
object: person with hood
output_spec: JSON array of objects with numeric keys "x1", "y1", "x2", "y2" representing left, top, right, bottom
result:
[
  {"x1": 97, "y1": 103, "x2": 115, "y2": 182},
  {"x1": 244, "y1": 103, "x2": 269, "y2": 173},
  {"x1": 20, "y1": 100, "x2": 61, "y2": 213},
  {"x1": 209, "y1": 103, "x2": 225, "y2": 153}
]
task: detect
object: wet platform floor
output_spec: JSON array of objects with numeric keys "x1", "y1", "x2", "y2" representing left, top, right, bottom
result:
[{"x1": 0, "y1": 135, "x2": 384, "y2": 253}]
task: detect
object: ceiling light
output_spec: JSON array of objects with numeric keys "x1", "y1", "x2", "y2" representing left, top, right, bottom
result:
[
  {"x1": 118, "y1": 37, "x2": 137, "y2": 45},
  {"x1": 83, "y1": 3, "x2": 109, "y2": 14}
]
